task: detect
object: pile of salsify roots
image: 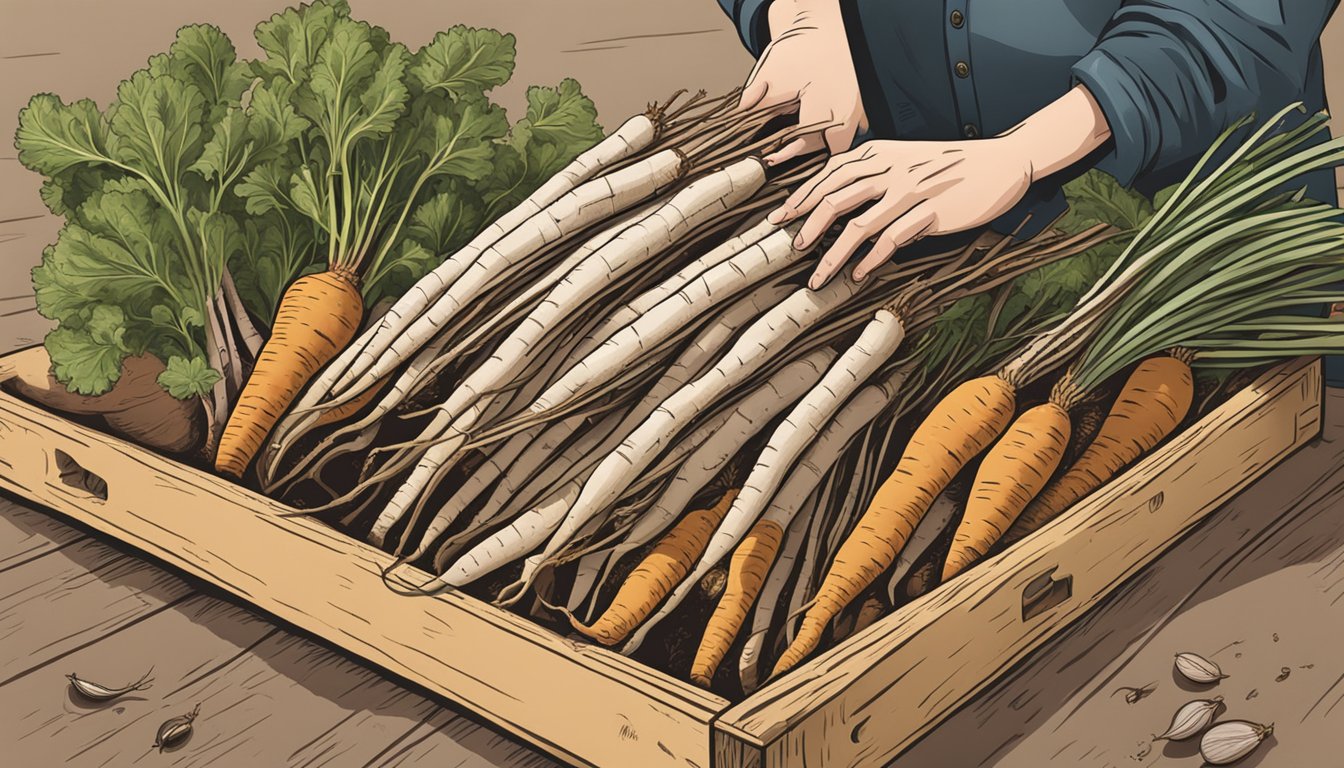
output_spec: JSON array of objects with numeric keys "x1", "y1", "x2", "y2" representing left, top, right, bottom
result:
[{"x1": 253, "y1": 96, "x2": 1344, "y2": 695}]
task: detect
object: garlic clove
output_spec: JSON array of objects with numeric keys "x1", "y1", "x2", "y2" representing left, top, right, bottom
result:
[
  {"x1": 1174, "y1": 651, "x2": 1228, "y2": 684},
  {"x1": 1199, "y1": 720, "x2": 1273, "y2": 765},
  {"x1": 153, "y1": 703, "x2": 202, "y2": 752},
  {"x1": 1155, "y1": 696, "x2": 1222, "y2": 741}
]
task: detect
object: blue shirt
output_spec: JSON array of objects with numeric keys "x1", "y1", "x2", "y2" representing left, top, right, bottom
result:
[{"x1": 719, "y1": 0, "x2": 1340, "y2": 227}]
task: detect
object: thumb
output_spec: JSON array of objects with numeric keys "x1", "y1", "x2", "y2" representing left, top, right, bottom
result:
[{"x1": 739, "y1": 77, "x2": 769, "y2": 111}]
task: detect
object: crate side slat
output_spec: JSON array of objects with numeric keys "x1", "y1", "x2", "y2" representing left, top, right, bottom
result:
[
  {"x1": 0, "y1": 386, "x2": 727, "y2": 768},
  {"x1": 714, "y1": 357, "x2": 1321, "y2": 767}
]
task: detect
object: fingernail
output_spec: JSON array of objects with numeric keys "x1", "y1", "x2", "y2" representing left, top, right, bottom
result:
[
  {"x1": 808, "y1": 275, "x2": 822, "y2": 290},
  {"x1": 767, "y1": 209, "x2": 785, "y2": 224},
  {"x1": 853, "y1": 268, "x2": 868, "y2": 283},
  {"x1": 794, "y1": 234, "x2": 806, "y2": 248}
]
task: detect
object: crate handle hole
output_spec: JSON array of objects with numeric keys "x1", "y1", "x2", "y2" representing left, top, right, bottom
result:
[
  {"x1": 54, "y1": 450, "x2": 108, "y2": 501},
  {"x1": 1021, "y1": 567, "x2": 1072, "y2": 622}
]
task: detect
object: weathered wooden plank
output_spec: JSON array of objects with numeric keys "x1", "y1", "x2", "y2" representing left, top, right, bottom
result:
[
  {"x1": 0, "y1": 383, "x2": 727, "y2": 768},
  {"x1": 0, "y1": 590, "x2": 549, "y2": 767},
  {"x1": 367, "y1": 708, "x2": 558, "y2": 768},
  {"x1": 0, "y1": 595, "x2": 277, "y2": 764},
  {"x1": 899, "y1": 388, "x2": 1344, "y2": 767},
  {"x1": 0, "y1": 496, "x2": 86, "y2": 571},
  {"x1": 716, "y1": 358, "x2": 1321, "y2": 768},
  {"x1": 0, "y1": 536, "x2": 195, "y2": 685}
]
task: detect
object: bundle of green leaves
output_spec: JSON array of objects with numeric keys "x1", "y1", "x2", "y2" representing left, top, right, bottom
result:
[
  {"x1": 232, "y1": 0, "x2": 605, "y2": 317},
  {"x1": 15, "y1": 0, "x2": 604, "y2": 408},
  {"x1": 17, "y1": 24, "x2": 273, "y2": 398}
]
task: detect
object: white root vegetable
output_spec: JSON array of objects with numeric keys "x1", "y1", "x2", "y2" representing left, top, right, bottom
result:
[
  {"x1": 511, "y1": 348, "x2": 838, "y2": 602},
  {"x1": 419, "y1": 283, "x2": 784, "y2": 569},
  {"x1": 366, "y1": 320, "x2": 603, "y2": 545},
  {"x1": 728, "y1": 308, "x2": 905, "y2": 538},
  {"x1": 885, "y1": 490, "x2": 958, "y2": 604},
  {"x1": 419, "y1": 201, "x2": 664, "y2": 378},
  {"x1": 567, "y1": 550, "x2": 608, "y2": 617},
  {"x1": 440, "y1": 478, "x2": 585, "y2": 588},
  {"x1": 580, "y1": 328, "x2": 833, "y2": 611},
  {"x1": 623, "y1": 363, "x2": 909, "y2": 654},
  {"x1": 498, "y1": 403, "x2": 741, "y2": 603},
  {"x1": 787, "y1": 429, "x2": 882, "y2": 644},
  {"x1": 398, "y1": 424, "x2": 544, "y2": 558},
  {"x1": 434, "y1": 411, "x2": 622, "y2": 568},
  {"x1": 530, "y1": 275, "x2": 860, "y2": 579},
  {"x1": 574, "y1": 279, "x2": 801, "y2": 578},
  {"x1": 270, "y1": 201, "x2": 664, "y2": 497},
  {"x1": 368, "y1": 158, "x2": 769, "y2": 541},
  {"x1": 533, "y1": 225, "x2": 808, "y2": 413},
  {"x1": 593, "y1": 215, "x2": 780, "y2": 344},
  {"x1": 331, "y1": 147, "x2": 690, "y2": 404},
  {"x1": 262, "y1": 114, "x2": 660, "y2": 475},
  {"x1": 738, "y1": 482, "x2": 820, "y2": 693},
  {"x1": 333, "y1": 114, "x2": 660, "y2": 397}
]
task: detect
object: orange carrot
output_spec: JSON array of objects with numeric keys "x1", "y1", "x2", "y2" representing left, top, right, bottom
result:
[
  {"x1": 942, "y1": 400, "x2": 1071, "y2": 580},
  {"x1": 568, "y1": 488, "x2": 739, "y2": 646},
  {"x1": 772, "y1": 374, "x2": 1017, "y2": 677},
  {"x1": 690, "y1": 516, "x2": 784, "y2": 687},
  {"x1": 1007, "y1": 353, "x2": 1193, "y2": 542},
  {"x1": 216, "y1": 269, "x2": 363, "y2": 477}
]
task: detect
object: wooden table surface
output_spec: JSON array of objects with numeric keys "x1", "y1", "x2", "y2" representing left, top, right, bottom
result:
[{"x1": 2, "y1": 3, "x2": 1343, "y2": 766}]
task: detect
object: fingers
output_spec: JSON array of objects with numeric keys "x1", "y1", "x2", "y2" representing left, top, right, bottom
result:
[
  {"x1": 763, "y1": 133, "x2": 825, "y2": 166},
  {"x1": 774, "y1": 147, "x2": 876, "y2": 223},
  {"x1": 852, "y1": 204, "x2": 938, "y2": 282},
  {"x1": 739, "y1": 76, "x2": 769, "y2": 112},
  {"x1": 792, "y1": 183, "x2": 883, "y2": 250},
  {"x1": 807, "y1": 192, "x2": 922, "y2": 289}
]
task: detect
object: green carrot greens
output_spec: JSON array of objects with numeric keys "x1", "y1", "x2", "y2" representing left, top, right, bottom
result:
[{"x1": 15, "y1": 0, "x2": 605, "y2": 455}]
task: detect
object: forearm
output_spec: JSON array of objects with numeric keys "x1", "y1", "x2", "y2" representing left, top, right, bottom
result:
[
  {"x1": 1071, "y1": 0, "x2": 1334, "y2": 185},
  {"x1": 766, "y1": 0, "x2": 840, "y2": 34},
  {"x1": 999, "y1": 85, "x2": 1112, "y2": 185}
]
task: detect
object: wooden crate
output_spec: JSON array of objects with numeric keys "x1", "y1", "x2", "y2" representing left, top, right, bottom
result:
[{"x1": 0, "y1": 351, "x2": 1321, "y2": 768}]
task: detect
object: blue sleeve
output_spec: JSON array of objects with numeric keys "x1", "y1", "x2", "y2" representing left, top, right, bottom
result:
[
  {"x1": 1071, "y1": 0, "x2": 1338, "y2": 186},
  {"x1": 717, "y1": 0, "x2": 774, "y2": 56}
]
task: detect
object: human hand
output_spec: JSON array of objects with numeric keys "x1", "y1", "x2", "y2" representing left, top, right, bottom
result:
[
  {"x1": 740, "y1": 0, "x2": 867, "y2": 165},
  {"x1": 768, "y1": 138, "x2": 1034, "y2": 287},
  {"x1": 767, "y1": 85, "x2": 1114, "y2": 288}
]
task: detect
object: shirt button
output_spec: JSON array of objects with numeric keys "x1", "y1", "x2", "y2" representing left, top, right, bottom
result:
[
  {"x1": 954, "y1": 61, "x2": 970, "y2": 78},
  {"x1": 963, "y1": 123, "x2": 980, "y2": 138},
  {"x1": 950, "y1": 10, "x2": 965, "y2": 28}
]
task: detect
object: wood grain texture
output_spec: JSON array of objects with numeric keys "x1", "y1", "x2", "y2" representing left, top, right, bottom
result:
[
  {"x1": 0, "y1": 593, "x2": 556, "y2": 767},
  {"x1": 0, "y1": 384, "x2": 727, "y2": 768},
  {"x1": 0, "y1": 536, "x2": 195, "y2": 685},
  {"x1": 0, "y1": 496, "x2": 86, "y2": 571},
  {"x1": 715, "y1": 358, "x2": 1321, "y2": 768},
  {"x1": 366, "y1": 708, "x2": 557, "y2": 768}
]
